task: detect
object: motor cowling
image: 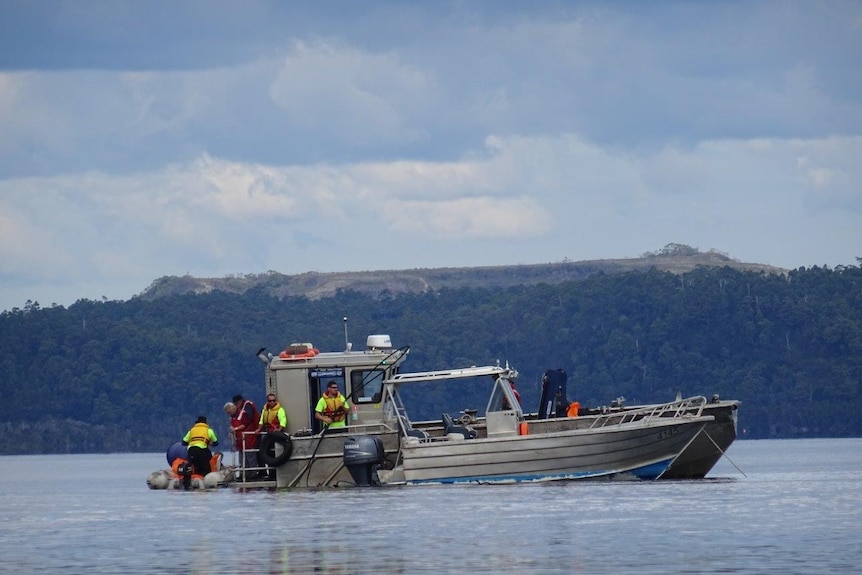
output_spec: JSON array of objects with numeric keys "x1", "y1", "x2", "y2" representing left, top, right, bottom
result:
[
  {"x1": 343, "y1": 435, "x2": 385, "y2": 486},
  {"x1": 176, "y1": 461, "x2": 193, "y2": 490}
]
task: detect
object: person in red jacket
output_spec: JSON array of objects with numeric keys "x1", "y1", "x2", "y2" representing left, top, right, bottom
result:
[{"x1": 224, "y1": 394, "x2": 260, "y2": 477}]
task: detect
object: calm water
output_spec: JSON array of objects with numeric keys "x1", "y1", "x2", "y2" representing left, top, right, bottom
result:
[{"x1": 1, "y1": 438, "x2": 860, "y2": 574}]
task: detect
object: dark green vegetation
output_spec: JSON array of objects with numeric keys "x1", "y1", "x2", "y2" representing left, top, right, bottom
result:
[{"x1": 2, "y1": 262, "x2": 860, "y2": 454}]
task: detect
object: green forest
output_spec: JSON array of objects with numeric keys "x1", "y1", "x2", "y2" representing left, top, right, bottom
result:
[{"x1": 1, "y1": 264, "x2": 860, "y2": 455}]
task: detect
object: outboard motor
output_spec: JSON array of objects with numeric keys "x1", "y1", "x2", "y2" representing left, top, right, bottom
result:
[
  {"x1": 177, "y1": 461, "x2": 193, "y2": 491},
  {"x1": 343, "y1": 435, "x2": 385, "y2": 486}
]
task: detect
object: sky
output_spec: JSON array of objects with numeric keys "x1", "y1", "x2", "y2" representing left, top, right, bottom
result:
[{"x1": 1, "y1": 1, "x2": 860, "y2": 312}]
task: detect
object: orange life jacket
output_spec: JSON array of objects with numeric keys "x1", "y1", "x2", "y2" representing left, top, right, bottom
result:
[
  {"x1": 322, "y1": 394, "x2": 347, "y2": 422},
  {"x1": 261, "y1": 402, "x2": 286, "y2": 431}
]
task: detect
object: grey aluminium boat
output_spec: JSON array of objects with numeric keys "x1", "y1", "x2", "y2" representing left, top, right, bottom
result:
[
  {"x1": 577, "y1": 396, "x2": 739, "y2": 479},
  {"x1": 654, "y1": 398, "x2": 739, "y2": 479},
  {"x1": 368, "y1": 366, "x2": 714, "y2": 485},
  {"x1": 537, "y1": 369, "x2": 740, "y2": 479}
]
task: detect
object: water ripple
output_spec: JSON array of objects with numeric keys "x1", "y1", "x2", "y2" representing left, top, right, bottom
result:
[{"x1": 0, "y1": 439, "x2": 860, "y2": 574}]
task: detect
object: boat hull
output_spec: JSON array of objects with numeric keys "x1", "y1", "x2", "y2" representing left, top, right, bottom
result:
[
  {"x1": 255, "y1": 407, "x2": 728, "y2": 488},
  {"x1": 397, "y1": 417, "x2": 709, "y2": 485},
  {"x1": 267, "y1": 431, "x2": 400, "y2": 488},
  {"x1": 660, "y1": 400, "x2": 739, "y2": 479},
  {"x1": 259, "y1": 411, "x2": 720, "y2": 488}
]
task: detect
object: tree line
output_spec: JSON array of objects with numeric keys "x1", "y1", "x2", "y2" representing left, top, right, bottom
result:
[{"x1": 1, "y1": 264, "x2": 860, "y2": 454}]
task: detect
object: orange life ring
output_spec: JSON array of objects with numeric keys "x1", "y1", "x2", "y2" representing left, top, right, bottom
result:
[{"x1": 278, "y1": 348, "x2": 320, "y2": 359}]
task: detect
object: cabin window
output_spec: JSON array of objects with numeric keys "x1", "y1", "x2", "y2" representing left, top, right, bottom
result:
[{"x1": 351, "y1": 369, "x2": 385, "y2": 403}]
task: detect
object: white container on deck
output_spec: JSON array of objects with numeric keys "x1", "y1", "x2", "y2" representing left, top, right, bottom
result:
[{"x1": 366, "y1": 334, "x2": 392, "y2": 349}]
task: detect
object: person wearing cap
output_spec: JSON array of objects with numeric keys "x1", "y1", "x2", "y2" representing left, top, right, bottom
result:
[
  {"x1": 258, "y1": 393, "x2": 287, "y2": 432},
  {"x1": 315, "y1": 381, "x2": 350, "y2": 431},
  {"x1": 181, "y1": 415, "x2": 219, "y2": 477}
]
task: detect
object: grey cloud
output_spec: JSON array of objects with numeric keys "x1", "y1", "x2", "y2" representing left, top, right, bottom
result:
[{"x1": 1, "y1": 1, "x2": 860, "y2": 311}]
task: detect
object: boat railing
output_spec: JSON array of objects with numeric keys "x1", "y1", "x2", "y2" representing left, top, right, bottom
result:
[
  {"x1": 378, "y1": 382, "x2": 434, "y2": 440},
  {"x1": 229, "y1": 431, "x2": 271, "y2": 483},
  {"x1": 588, "y1": 395, "x2": 708, "y2": 429}
]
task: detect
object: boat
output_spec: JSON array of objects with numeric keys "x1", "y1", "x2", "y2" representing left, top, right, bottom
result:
[
  {"x1": 364, "y1": 366, "x2": 713, "y2": 485},
  {"x1": 621, "y1": 395, "x2": 739, "y2": 479},
  {"x1": 537, "y1": 369, "x2": 740, "y2": 479},
  {"x1": 146, "y1": 442, "x2": 235, "y2": 490},
  {"x1": 231, "y1": 333, "x2": 714, "y2": 488}
]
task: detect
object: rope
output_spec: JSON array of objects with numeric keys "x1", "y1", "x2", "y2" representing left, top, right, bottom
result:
[{"x1": 705, "y1": 429, "x2": 747, "y2": 477}]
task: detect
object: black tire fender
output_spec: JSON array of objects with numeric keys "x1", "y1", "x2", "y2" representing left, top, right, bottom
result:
[{"x1": 258, "y1": 431, "x2": 293, "y2": 466}]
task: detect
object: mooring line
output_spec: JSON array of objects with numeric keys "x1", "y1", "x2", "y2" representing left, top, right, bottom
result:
[{"x1": 706, "y1": 429, "x2": 747, "y2": 477}]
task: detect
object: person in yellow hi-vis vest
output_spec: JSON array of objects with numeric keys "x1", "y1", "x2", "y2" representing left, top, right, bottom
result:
[
  {"x1": 181, "y1": 415, "x2": 219, "y2": 477},
  {"x1": 315, "y1": 381, "x2": 350, "y2": 431},
  {"x1": 256, "y1": 394, "x2": 288, "y2": 480},
  {"x1": 258, "y1": 394, "x2": 287, "y2": 432}
]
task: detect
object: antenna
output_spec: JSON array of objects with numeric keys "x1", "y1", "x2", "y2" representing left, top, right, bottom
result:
[{"x1": 343, "y1": 316, "x2": 350, "y2": 351}]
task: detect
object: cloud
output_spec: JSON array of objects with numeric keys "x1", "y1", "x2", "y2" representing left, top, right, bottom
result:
[
  {"x1": 792, "y1": 137, "x2": 862, "y2": 214},
  {"x1": 384, "y1": 196, "x2": 550, "y2": 239},
  {"x1": 1, "y1": 1, "x2": 860, "y2": 311},
  {"x1": 3, "y1": 3, "x2": 861, "y2": 174},
  {"x1": 3, "y1": 131, "x2": 857, "y2": 273},
  {"x1": 0, "y1": 200, "x2": 72, "y2": 278},
  {"x1": 270, "y1": 39, "x2": 436, "y2": 148}
]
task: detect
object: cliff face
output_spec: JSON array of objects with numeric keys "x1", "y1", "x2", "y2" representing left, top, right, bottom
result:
[{"x1": 136, "y1": 245, "x2": 786, "y2": 302}]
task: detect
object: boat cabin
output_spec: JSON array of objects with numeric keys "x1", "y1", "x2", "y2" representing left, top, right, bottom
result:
[{"x1": 261, "y1": 335, "x2": 409, "y2": 435}]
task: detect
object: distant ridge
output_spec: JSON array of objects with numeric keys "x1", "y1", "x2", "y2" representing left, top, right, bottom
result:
[{"x1": 137, "y1": 243, "x2": 786, "y2": 302}]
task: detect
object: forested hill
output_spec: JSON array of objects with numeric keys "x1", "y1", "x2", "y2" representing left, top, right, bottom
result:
[{"x1": 1, "y1": 261, "x2": 860, "y2": 455}]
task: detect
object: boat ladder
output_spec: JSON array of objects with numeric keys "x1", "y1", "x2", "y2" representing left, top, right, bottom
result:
[{"x1": 231, "y1": 431, "x2": 277, "y2": 486}]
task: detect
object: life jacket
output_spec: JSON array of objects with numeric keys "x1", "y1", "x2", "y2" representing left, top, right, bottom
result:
[
  {"x1": 209, "y1": 452, "x2": 222, "y2": 473},
  {"x1": 261, "y1": 402, "x2": 285, "y2": 431},
  {"x1": 322, "y1": 394, "x2": 348, "y2": 425},
  {"x1": 171, "y1": 457, "x2": 203, "y2": 480},
  {"x1": 187, "y1": 422, "x2": 213, "y2": 448},
  {"x1": 242, "y1": 400, "x2": 260, "y2": 432}
]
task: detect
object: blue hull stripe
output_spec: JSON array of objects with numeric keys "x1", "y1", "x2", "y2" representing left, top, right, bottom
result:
[{"x1": 406, "y1": 457, "x2": 674, "y2": 485}]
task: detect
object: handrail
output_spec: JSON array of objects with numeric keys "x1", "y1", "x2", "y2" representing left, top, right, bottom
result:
[{"x1": 588, "y1": 396, "x2": 708, "y2": 429}]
